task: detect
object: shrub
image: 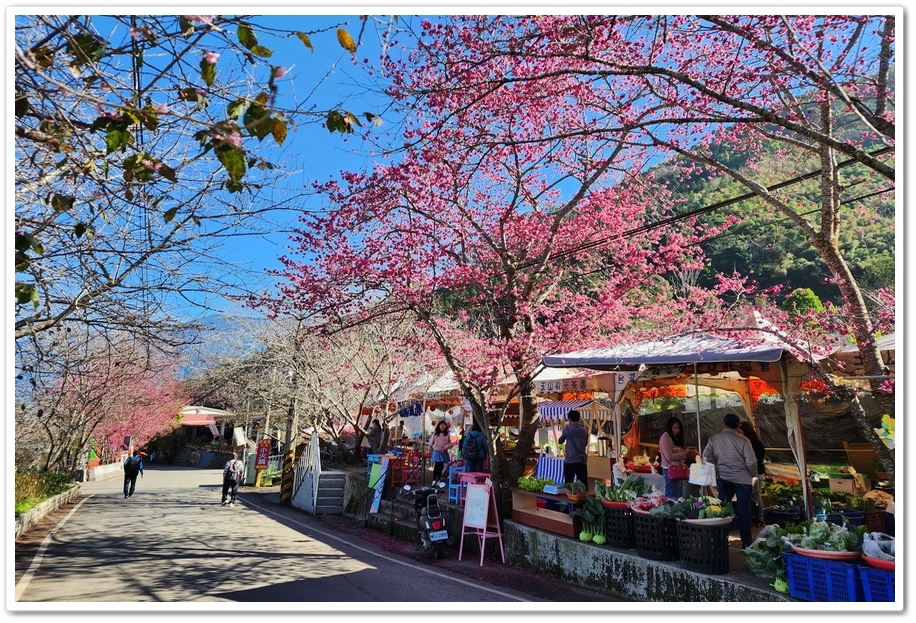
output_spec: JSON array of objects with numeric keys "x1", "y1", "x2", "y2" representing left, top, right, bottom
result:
[{"x1": 15, "y1": 470, "x2": 75, "y2": 516}]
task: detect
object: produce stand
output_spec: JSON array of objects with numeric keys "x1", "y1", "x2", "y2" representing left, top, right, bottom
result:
[{"x1": 511, "y1": 488, "x2": 584, "y2": 538}]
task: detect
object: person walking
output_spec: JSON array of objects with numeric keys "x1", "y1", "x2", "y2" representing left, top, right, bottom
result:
[
  {"x1": 221, "y1": 451, "x2": 245, "y2": 507},
  {"x1": 703, "y1": 413, "x2": 758, "y2": 548},
  {"x1": 123, "y1": 450, "x2": 144, "y2": 498},
  {"x1": 558, "y1": 409, "x2": 589, "y2": 489},
  {"x1": 461, "y1": 421, "x2": 488, "y2": 473},
  {"x1": 428, "y1": 419, "x2": 455, "y2": 483},
  {"x1": 658, "y1": 416, "x2": 698, "y2": 499}
]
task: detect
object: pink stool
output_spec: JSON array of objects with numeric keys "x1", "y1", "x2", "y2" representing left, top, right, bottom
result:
[{"x1": 458, "y1": 471, "x2": 490, "y2": 506}]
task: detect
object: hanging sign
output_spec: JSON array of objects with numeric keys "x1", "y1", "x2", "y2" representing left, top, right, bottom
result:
[{"x1": 255, "y1": 438, "x2": 271, "y2": 470}]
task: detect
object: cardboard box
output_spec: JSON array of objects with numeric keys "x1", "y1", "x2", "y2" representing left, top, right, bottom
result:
[{"x1": 828, "y1": 477, "x2": 855, "y2": 494}]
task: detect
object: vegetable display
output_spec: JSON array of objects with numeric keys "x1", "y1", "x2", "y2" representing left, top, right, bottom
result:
[
  {"x1": 594, "y1": 475, "x2": 652, "y2": 502},
  {"x1": 571, "y1": 496, "x2": 607, "y2": 544},
  {"x1": 516, "y1": 476, "x2": 554, "y2": 492}
]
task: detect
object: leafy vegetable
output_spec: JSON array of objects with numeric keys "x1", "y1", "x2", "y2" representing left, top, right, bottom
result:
[
  {"x1": 571, "y1": 497, "x2": 607, "y2": 543},
  {"x1": 594, "y1": 475, "x2": 652, "y2": 502},
  {"x1": 516, "y1": 476, "x2": 554, "y2": 492}
]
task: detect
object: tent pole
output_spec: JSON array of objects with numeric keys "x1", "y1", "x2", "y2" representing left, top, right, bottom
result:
[{"x1": 693, "y1": 363, "x2": 702, "y2": 449}]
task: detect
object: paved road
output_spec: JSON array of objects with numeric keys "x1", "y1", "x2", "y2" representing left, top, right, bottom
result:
[{"x1": 12, "y1": 465, "x2": 626, "y2": 610}]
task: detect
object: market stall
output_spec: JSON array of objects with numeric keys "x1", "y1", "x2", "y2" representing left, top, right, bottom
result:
[{"x1": 541, "y1": 318, "x2": 876, "y2": 520}]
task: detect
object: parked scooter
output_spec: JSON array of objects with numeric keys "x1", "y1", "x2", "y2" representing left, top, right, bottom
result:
[{"x1": 403, "y1": 481, "x2": 448, "y2": 559}]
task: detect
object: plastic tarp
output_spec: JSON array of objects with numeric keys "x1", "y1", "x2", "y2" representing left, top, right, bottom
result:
[{"x1": 542, "y1": 331, "x2": 785, "y2": 370}]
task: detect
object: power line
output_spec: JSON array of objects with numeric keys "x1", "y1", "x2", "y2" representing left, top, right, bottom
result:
[{"x1": 525, "y1": 146, "x2": 894, "y2": 271}]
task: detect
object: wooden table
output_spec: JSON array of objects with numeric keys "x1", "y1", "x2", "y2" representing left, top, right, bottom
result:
[{"x1": 510, "y1": 488, "x2": 585, "y2": 538}]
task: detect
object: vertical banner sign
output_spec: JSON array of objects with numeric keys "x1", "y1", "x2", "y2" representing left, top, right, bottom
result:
[
  {"x1": 369, "y1": 456, "x2": 389, "y2": 514},
  {"x1": 255, "y1": 438, "x2": 271, "y2": 471}
]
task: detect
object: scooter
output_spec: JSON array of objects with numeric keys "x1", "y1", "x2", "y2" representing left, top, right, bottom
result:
[{"x1": 403, "y1": 481, "x2": 448, "y2": 559}]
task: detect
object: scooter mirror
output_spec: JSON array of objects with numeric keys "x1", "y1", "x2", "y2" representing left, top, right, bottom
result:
[
  {"x1": 435, "y1": 481, "x2": 446, "y2": 490},
  {"x1": 403, "y1": 484, "x2": 412, "y2": 492}
]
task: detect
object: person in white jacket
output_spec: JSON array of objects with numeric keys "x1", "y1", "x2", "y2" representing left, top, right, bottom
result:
[{"x1": 703, "y1": 413, "x2": 758, "y2": 547}]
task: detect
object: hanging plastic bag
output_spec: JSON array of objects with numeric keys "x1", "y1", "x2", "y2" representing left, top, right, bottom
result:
[{"x1": 689, "y1": 456, "x2": 717, "y2": 486}]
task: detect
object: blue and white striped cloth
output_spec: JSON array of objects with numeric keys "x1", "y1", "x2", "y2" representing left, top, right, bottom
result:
[{"x1": 536, "y1": 456, "x2": 566, "y2": 486}]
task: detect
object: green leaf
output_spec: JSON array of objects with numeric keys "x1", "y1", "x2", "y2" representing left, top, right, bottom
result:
[
  {"x1": 200, "y1": 61, "x2": 216, "y2": 87},
  {"x1": 237, "y1": 23, "x2": 257, "y2": 50},
  {"x1": 105, "y1": 128, "x2": 132, "y2": 153},
  {"x1": 326, "y1": 110, "x2": 348, "y2": 134},
  {"x1": 48, "y1": 193, "x2": 75, "y2": 212},
  {"x1": 217, "y1": 148, "x2": 247, "y2": 183},
  {"x1": 15, "y1": 283, "x2": 40, "y2": 308},
  {"x1": 227, "y1": 99, "x2": 246, "y2": 120},
  {"x1": 163, "y1": 207, "x2": 179, "y2": 223},
  {"x1": 296, "y1": 32, "x2": 314, "y2": 52},
  {"x1": 158, "y1": 164, "x2": 177, "y2": 183},
  {"x1": 67, "y1": 33, "x2": 106, "y2": 66},
  {"x1": 249, "y1": 45, "x2": 273, "y2": 58}
]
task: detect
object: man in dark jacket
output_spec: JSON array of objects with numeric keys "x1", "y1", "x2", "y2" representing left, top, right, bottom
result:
[
  {"x1": 123, "y1": 450, "x2": 144, "y2": 498},
  {"x1": 558, "y1": 410, "x2": 589, "y2": 488}
]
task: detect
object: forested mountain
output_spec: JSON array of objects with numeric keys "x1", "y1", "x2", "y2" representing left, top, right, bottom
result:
[{"x1": 659, "y1": 141, "x2": 894, "y2": 305}]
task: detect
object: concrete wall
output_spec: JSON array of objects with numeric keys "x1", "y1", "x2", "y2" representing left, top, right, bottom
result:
[{"x1": 15, "y1": 485, "x2": 82, "y2": 540}]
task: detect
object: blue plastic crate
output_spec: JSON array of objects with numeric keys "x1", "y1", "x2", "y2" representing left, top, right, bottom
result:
[
  {"x1": 860, "y1": 566, "x2": 895, "y2": 602},
  {"x1": 782, "y1": 553, "x2": 862, "y2": 602}
]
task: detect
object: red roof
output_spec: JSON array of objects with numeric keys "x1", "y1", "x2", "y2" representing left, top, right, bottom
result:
[{"x1": 180, "y1": 412, "x2": 217, "y2": 426}]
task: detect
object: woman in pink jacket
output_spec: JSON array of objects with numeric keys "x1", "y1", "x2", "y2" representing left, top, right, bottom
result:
[{"x1": 428, "y1": 420, "x2": 454, "y2": 484}]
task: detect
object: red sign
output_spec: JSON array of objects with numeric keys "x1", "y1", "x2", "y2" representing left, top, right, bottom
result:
[{"x1": 255, "y1": 439, "x2": 271, "y2": 470}]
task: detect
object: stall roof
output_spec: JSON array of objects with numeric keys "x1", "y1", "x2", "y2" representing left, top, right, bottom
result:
[
  {"x1": 537, "y1": 399, "x2": 594, "y2": 421},
  {"x1": 542, "y1": 331, "x2": 786, "y2": 370}
]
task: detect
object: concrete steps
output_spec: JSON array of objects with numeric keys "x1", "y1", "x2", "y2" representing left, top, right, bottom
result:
[{"x1": 314, "y1": 471, "x2": 346, "y2": 514}]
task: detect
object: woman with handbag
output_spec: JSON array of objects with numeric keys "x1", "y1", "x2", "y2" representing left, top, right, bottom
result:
[{"x1": 659, "y1": 416, "x2": 698, "y2": 498}]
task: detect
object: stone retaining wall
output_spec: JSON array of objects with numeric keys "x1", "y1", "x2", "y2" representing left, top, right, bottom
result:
[{"x1": 15, "y1": 485, "x2": 82, "y2": 540}]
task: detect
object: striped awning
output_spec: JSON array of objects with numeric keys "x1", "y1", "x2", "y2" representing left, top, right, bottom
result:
[{"x1": 537, "y1": 399, "x2": 594, "y2": 424}]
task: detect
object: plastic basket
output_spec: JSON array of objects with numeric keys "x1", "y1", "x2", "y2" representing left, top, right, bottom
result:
[
  {"x1": 814, "y1": 512, "x2": 843, "y2": 525},
  {"x1": 860, "y1": 566, "x2": 895, "y2": 602},
  {"x1": 764, "y1": 509, "x2": 806, "y2": 527},
  {"x1": 861, "y1": 510, "x2": 886, "y2": 533},
  {"x1": 782, "y1": 553, "x2": 862, "y2": 602},
  {"x1": 633, "y1": 513, "x2": 679, "y2": 561},
  {"x1": 604, "y1": 505, "x2": 635, "y2": 549},
  {"x1": 677, "y1": 522, "x2": 730, "y2": 574},
  {"x1": 839, "y1": 510, "x2": 864, "y2": 526}
]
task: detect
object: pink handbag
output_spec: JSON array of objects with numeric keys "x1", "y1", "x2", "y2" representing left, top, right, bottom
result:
[{"x1": 667, "y1": 464, "x2": 691, "y2": 480}]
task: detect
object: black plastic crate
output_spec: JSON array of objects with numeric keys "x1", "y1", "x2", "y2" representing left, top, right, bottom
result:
[
  {"x1": 633, "y1": 512, "x2": 679, "y2": 561},
  {"x1": 677, "y1": 521, "x2": 730, "y2": 574},
  {"x1": 604, "y1": 505, "x2": 635, "y2": 549}
]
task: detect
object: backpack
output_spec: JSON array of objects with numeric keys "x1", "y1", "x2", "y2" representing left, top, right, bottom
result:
[
  {"x1": 463, "y1": 433, "x2": 481, "y2": 461},
  {"x1": 124, "y1": 457, "x2": 140, "y2": 476},
  {"x1": 227, "y1": 459, "x2": 244, "y2": 480}
]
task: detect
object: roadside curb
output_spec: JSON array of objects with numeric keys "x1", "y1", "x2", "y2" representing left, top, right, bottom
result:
[{"x1": 15, "y1": 485, "x2": 82, "y2": 541}]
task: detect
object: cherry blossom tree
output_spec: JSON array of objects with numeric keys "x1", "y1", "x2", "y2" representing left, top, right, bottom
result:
[
  {"x1": 265, "y1": 67, "x2": 724, "y2": 489},
  {"x1": 378, "y1": 14, "x2": 896, "y2": 480},
  {"x1": 16, "y1": 331, "x2": 186, "y2": 472}
]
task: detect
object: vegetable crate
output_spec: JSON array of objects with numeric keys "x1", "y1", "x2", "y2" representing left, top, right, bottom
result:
[
  {"x1": 764, "y1": 509, "x2": 806, "y2": 528},
  {"x1": 859, "y1": 566, "x2": 895, "y2": 602},
  {"x1": 677, "y1": 522, "x2": 730, "y2": 575},
  {"x1": 633, "y1": 513, "x2": 679, "y2": 561},
  {"x1": 862, "y1": 510, "x2": 886, "y2": 533},
  {"x1": 604, "y1": 505, "x2": 635, "y2": 549},
  {"x1": 782, "y1": 553, "x2": 862, "y2": 602}
]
